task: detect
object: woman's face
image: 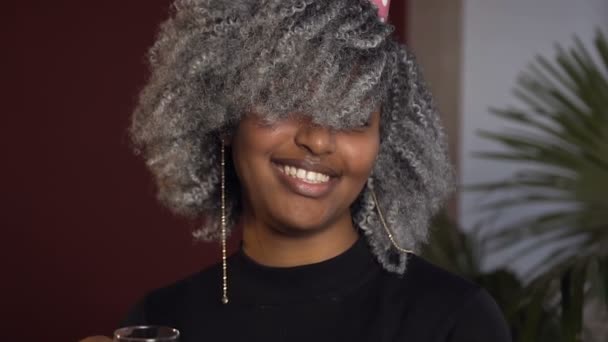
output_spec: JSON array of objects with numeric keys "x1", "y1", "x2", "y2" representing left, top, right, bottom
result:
[{"x1": 230, "y1": 110, "x2": 381, "y2": 234}]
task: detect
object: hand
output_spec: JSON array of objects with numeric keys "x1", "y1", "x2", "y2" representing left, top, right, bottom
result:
[{"x1": 80, "y1": 336, "x2": 112, "y2": 342}]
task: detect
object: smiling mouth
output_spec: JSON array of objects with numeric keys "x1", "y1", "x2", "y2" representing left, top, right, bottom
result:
[
  {"x1": 274, "y1": 162, "x2": 331, "y2": 184},
  {"x1": 271, "y1": 161, "x2": 339, "y2": 198}
]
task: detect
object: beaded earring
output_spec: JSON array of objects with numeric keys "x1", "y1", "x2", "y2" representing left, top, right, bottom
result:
[{"x1": 220, "y1": 143, "x2": 229, "y2": 304}]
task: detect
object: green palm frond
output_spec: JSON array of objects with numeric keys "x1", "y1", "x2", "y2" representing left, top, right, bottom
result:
[
  {"x1": 472, "y1": 30, "x2": 608, "y2": 258},
  {"x1": 470, "y1": 29, "x2": 608, "y2": 341}
]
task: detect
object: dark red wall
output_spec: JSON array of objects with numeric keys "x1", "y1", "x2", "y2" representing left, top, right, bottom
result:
[
  {"x1": 3, "y1": 2, "x2": 225, "y2": 341},
  {"x1": 2, "y1": 2, "x2": 406, "y2": 341},
  {"x1": 389, "y1": 0, "x2": 408, "y2": 43}
]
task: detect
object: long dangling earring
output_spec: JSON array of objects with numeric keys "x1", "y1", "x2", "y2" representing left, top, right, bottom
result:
[
  {"x1": 369, "y1": 183, "x2": 415, "y2": 254},
  {"x1": 220, "y1": 143, "x2": 229, "y2": 304}
]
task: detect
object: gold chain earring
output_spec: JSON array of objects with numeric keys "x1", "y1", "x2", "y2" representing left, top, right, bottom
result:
[
  {"x1": 220, "y1": 143, "x2": 229, "y2": 304},
  {"x1": 369, "y1": 185, "x2": 415, "y2": 254}
]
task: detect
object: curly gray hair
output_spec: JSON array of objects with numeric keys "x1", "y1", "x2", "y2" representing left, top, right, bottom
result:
[{"x1": 129, "y1": 0, "x2": 454, "y2": 273}]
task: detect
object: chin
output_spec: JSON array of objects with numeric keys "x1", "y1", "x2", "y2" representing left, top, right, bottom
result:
[
  {"x1": 264, "y1": 192, "x2": 343, "y2": 234},
  {"x1": 273, "y1": 212, "x2": 333, "y2": 235}
]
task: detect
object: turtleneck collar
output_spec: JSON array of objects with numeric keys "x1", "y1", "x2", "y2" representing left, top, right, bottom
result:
[{"x1": 227, "y1": 236, "x2": 381, "y2": 305}]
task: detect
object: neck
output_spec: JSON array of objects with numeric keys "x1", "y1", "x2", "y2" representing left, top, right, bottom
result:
[{"x1": 239, "y1": 212, "x2": 359, "y2": 268}]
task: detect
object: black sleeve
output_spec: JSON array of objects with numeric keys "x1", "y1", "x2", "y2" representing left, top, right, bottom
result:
[{"x1": 446, "y1": 288, "x2": 512, "y2": 342}]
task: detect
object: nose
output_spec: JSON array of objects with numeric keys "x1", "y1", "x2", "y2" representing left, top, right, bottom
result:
[{"x1": 294, "y1": 119, "x2": 336, "y2": 156}]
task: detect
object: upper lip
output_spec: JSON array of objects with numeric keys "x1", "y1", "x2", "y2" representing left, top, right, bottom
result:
[{"x1": 271, "y1": 158, "x2": 340, "y2": 178}]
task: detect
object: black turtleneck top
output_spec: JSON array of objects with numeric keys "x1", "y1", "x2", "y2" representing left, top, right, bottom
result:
[{"x1": 123, "y1": 237, "x2": 511, "y2": 341}]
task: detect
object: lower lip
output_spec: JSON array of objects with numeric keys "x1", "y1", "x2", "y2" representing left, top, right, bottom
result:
[{"x1": 271, "y1": 163, "x2": 338, "y2": 198}]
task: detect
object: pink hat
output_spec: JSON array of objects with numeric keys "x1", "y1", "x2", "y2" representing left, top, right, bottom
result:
[{"x1": 370, "y1": 0, "x2": 391, "y2": 22}]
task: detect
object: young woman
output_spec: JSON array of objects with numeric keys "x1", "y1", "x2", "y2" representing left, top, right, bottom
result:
[{"x1": 83, "y1": 0, "x2": 510, "y2": 341}]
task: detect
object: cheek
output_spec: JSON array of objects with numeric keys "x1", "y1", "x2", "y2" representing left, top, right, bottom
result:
[
  {"x1": 230, "y1": 126, "x2": 263, "y2": 188},
  {"x1": 230, "y1": 119, "x2": 294, "y2": 184},
  {"x1": 339, "y1": 136, "x2": 380, "y2": 178}
]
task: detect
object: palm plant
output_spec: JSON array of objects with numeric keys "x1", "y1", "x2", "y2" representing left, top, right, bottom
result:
[{"x1": 467, "y1": 30, "x2": 608, "y2": 341}]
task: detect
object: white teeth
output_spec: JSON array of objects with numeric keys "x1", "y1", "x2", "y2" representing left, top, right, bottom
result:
[
  {"x1": 306, "y1": 171, "x2": 316, "y2": 181},
  {"x1": 277, "y1": 163, "x2": 330, "y2": 183}
]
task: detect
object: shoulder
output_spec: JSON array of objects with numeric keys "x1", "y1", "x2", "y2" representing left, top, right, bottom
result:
[
  {"x1": 444, "y1": 286, "x2": 512, "y2": 341},
  {"x1": 151, "y1": 261, "x2": 222, "y2": 298},
  {"x1": 122, "y1": 261, "x2": 222, "y2": 326},
  {"x1": 396, "y1": 254, "x2": 481, "y2": 307},
  {"x1": 389, "y1": 254, "x2": 512, "y2": 341}
]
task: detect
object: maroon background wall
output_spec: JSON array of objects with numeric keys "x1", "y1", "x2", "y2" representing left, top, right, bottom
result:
[{"x1": 2, "y1": 2, "x2": 406, "y2": 341}]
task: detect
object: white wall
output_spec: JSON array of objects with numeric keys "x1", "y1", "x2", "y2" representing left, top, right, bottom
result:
[{"x1": 459, "y1": 0, "x2": 608, "y2": 273}]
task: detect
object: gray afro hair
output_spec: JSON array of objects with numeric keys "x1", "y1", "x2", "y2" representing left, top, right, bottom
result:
[{"x1": 129, "y1": 0, "x2": 455, "y2": 274}]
